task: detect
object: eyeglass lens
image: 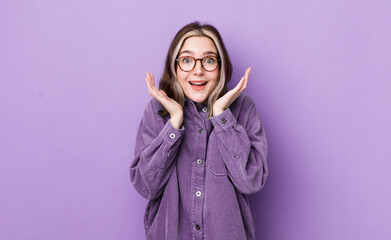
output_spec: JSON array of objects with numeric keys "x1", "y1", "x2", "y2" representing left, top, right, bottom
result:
[{"x1": 178, "y1": 56, "x2": 218, "y2": 71}]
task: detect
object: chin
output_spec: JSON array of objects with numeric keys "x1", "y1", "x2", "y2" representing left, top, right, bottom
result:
[
  {"x1": 191, "y1": 97, "x2": 207, "y2": 104},
  {"x1": 188, "y1": 95, "x2": 208, "y2": 104}
]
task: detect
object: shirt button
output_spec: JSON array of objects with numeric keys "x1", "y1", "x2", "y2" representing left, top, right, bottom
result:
[
  {"x1": 195, "y1": 224, "x2": 200, "y2": 230},
  {"x1": 197, "y1": 159, "x2": 203, "y2": 164},
  {"x1": 199, "y1": 128, "x2": 204, "y2": 134},
  {"x1": 169, "y1": 133, "x2": 175, "y2": 139},
  {"x1": 195, "y1": 191, "x2": 201, "y2": 197},
  {"x1": 202, "y1": 107, "x2": 208, "y2": 112},
  {"x1": 221, "y1": 118, "x2": 227, "y2": 124}
]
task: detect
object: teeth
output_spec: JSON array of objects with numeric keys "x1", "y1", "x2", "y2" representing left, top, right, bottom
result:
[{"x1": 189, "y1": 82, "x2": 207, "y2": 85}]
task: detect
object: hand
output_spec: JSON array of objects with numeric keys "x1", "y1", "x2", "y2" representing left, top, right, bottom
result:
[
  {"x1": 145, "y1": 72, "x2": 183, "y2": 129},
  {"x1": 212, "y1": 67, "x2": 251, "y2": 116}
]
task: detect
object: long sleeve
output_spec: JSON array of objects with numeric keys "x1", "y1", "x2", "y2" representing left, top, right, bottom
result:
[
  {"x1": 130, "y1": 99, "x2": 185, "y2": 200},
  {"x1": 210, "y1": 96, "x2": 268, "y2": 195}
]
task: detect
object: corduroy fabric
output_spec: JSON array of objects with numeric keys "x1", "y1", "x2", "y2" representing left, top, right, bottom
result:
[{"x1": 130, "y1": 93, "x2": 268, "y2": 240}]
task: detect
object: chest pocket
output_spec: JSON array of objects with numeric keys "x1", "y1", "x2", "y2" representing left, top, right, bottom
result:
[{"x1": 206, "y1": 132, "x2": 228, "y2": 176}]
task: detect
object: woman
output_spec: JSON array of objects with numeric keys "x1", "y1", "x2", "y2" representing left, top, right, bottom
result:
[{"x1": 130, "y1": 21, "x2": 268, "y2": 240}]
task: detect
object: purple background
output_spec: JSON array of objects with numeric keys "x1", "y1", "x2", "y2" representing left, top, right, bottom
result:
[{"x1": 1, "y1": 0, "x2": 390, "y2": 239}]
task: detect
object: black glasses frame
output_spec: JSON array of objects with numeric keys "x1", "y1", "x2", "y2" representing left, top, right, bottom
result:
[{"x1": 176, "y1": 55, "x2": 220, "y2": 72}]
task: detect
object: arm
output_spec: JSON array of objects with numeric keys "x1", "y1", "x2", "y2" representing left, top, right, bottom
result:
[
  {"x1": 210, "y1": 97, "x2": 268, "y2": 195},
  {"x1": 130, "y1": 100, "x2": 185, "y2": 200}
]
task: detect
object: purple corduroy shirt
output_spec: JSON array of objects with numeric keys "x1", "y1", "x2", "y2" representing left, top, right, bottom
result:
[{"x1": 130, "y1": 93, "x2": 268, "y2": 240}]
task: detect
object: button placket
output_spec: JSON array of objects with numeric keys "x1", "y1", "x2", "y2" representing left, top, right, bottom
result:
[{"x1": 187, "y1": 102, "x2": 207, "y2": 237}]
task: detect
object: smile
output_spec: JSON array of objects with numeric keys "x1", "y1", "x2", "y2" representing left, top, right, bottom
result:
[
  {"x1": 189, "y1": 81, "x2": 207, "y2": 86},
  {"x1": 188, "y1": 81, "x2": 208, "y2": 90}
]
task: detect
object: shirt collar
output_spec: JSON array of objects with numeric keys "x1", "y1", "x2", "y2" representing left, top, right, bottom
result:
[{"x1": 185, "y1": 97, "x2": 208, "y2": 111}]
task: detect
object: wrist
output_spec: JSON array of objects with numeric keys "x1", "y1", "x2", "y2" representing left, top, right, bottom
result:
[
  {"x1": 170, "y1": 115, "x2": 183, "y2": 129},
  {"x1": 213, "y1": 108, "x2": 224, "y2": 116}
]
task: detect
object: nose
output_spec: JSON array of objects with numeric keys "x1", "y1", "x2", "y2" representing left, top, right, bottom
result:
[{"x1": 193, "y1": 59, "x2": 204, "y2": 75}]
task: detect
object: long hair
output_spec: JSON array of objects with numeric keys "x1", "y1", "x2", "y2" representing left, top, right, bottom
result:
[{"x1": 158, "y1": 21, "x2": 233, "y2": 119}]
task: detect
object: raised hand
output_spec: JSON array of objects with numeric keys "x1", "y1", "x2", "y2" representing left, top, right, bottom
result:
[
  {"x1": 212, "y1": 67, "x2": 251, "y2": 116},
  {"x1": 145, "y1": 72, "x2": 184, "y2": 129}
]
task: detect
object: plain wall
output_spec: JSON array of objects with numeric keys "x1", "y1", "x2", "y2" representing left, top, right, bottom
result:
[{"x1": 1, "y1": 0, "x2": 390, "y2": 239}]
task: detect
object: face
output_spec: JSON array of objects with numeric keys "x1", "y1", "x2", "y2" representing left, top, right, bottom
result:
[{"x1": 176, "y1": 36, "x2": 220, "y2": 106}]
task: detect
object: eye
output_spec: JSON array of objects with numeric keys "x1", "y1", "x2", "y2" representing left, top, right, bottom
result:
[
  {"x1": 182, "y1": 57, "x2": 193, "y2": 64},
  {"x1": 204, "y1": 57, "x2": 216, "y2": 64}
]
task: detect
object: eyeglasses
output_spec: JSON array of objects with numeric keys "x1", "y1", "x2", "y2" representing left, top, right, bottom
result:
[{"x1": 176, "y1": 55, "x2": 220, "y2": 72}]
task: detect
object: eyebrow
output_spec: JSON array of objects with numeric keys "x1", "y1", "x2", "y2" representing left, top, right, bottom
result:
[{"x1": 178, "y1": 50, "x2": 218, "y2": 56}]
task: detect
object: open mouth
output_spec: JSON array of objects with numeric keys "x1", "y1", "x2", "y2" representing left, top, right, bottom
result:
[
  {"x1": 189, "y1": 81, "x2": 208, "y2": 86},
  {"x1": 188, "y1": 81, "x2": 208, "y2": 91}
]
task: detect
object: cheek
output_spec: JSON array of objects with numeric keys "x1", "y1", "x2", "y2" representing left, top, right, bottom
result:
[
  {"x1": 211, "y1": 72, "x2": 219, "y2": 85},
  {"x1": 177, "y1": 69, "x2": 189, "y2": 82},
  {"x1": 176, "y1": 70, "x2": 187, "y2": 82}
]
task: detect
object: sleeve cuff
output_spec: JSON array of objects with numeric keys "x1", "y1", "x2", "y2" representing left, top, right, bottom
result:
[
  {"x1": 210, "y1": 108, "x2": 237, "y2": 132},
  {"x1": 160, "y1": 119, "x2": 185, "y2": 146}
]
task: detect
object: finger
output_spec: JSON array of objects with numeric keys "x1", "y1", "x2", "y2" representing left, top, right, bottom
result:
[
  {"x1": 146, "y1": 73, "x2": 164, "y2": 100},
  {"x1": 242, "y1": 67, "x2": 251, "y2": 90},
  {"x1": 145, "y1": 73, "x2": 153, "y2": 94},
  {"x1": 146, "y1": 72, "x2": 153, "y2": 87},
  {"x1": 147, "y1": 72, "x2": 154, "y2": 88},
  {"x1": 148, "y1": 73, "x2": 161, "y2": 93},
  {"x1": 145, "y1": 72, "x2": 151, "y2": 86},
  {"x1": 146, "y1": 79, "x2": 157, "y2": 98},
  {"x1": 149, "y1": 72, "x2": 154, "y2": 85},
  {"x1": 237, "y1": 67, "x2": 250, "y2": 93},
  {"x1": 146, "y1": 72, "x2": 158, "y2": 94},
  {"x1": 233, "y1": 76, "x2": 245, "y2": 94},
  {"x1": 149, "y1": 72, "x2": 156, "y2": 88},
  {"x1": 146, "y1": 73, "x2": 158, "y2": 97},
  {"x1": 146, "y1": 73, "x2": 171, "y2": 106},
  {"x1": 232, "y1": 75, "x2": 247, "y2": 98},
  {"x1": 245, "y1": 67, "x2": 251, "y2": 81}
]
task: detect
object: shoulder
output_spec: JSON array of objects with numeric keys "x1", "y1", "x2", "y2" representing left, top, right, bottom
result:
[
  {"x1": 231, "y1": 92, "x2": 256, "y2": 111},
  {"x1": 141, "y1": 98, "x2": 165, "y2": 129},
  {"x1": 144, "y1": 98, "x2": 163, "y2": 114},
  {"x1": 229, "y1": 93, "x2": 259, "y2": 126}
]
